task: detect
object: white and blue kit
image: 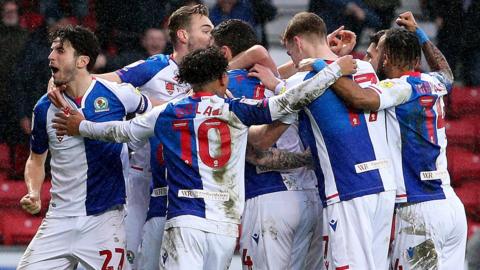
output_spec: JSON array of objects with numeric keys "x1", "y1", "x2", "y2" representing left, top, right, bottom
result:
[
  {"x1": 371, "y1": 71, "x2": 467, "y2": 270},
  {"x1": 299, "y1": 60, "x2": 396, "y2": 270},
  {"x1": 228, "y1": 69, "x2": 323, "y2": 270},
  {"x1": 115, "y1": 54, "x2": 190, "y2": 269},
  {"x1": 76, "y1": 62, "x2": 343, "y2": 270},
  {"x1": 18, "y1": 77, "x2": 150, "y2": 270}
]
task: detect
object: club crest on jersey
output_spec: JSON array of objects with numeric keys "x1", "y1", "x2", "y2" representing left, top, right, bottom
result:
[
  {"x1": 94, "y1": 97, "x2": 109, "y2": 112},
  {"x1": 166, "y1": 82, "x2": 175, "y2": 95}
]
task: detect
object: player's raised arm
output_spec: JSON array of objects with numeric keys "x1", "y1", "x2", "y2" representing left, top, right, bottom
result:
[
  {"x1": 396, "y1": 11, "x2": 454, "y2": 86},
  {"x1": 228, "y1": 44, "x2": 279, "y2": 76},
  {"x1": 268, "y1": 55, "x2": 356, "y2": 119}
]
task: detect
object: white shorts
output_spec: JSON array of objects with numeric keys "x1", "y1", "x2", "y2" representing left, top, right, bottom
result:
[
  {"x1": 240, "y1": 190, "x2": 323, "y2": 270},
  {"x1": 125, "y1": 168, "x2": 151, "y2": 268},
  {"x1": 18, "y1": 208, "x2": 126, "y2": 270},
  {"x1": 137, "y1": 216, "x2": 166, "y2": 270},
  {"x1": 391, "y1": 191, "x2": 467, "y2": 270},
  {"x1": 322, "y1": 190, "x2": 395, "y2": 270},
  {"x1": 160, "y1": 226, "x2": 236, "y2": 270}
]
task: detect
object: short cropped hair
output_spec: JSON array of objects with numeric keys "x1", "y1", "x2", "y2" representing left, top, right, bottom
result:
[
  {"x1": 168, "y1": 4, "x2": 209, "y2": 46},
  {"x1": 369, "y1": 29, "x2": 386, "y2": 45},
  {"x1": 384, "y1": 28, "x2": 421, "y2": 69},
  {"x1": 282, "y1": 12, "x2": 327, "y2": 44},
  {"x1": 178, "y1": 46, "x2": 228, "y2": 89},
  {"x1": 49, "y1": 25, "x2": 99, "y2": 71},
  {"x1": 211, "y1": 19, "x2": 259, "y2": 58}
]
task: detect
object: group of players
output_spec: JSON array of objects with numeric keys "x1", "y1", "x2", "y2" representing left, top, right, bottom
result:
[{"x1": 16, "y1": 3, "x2": 467, "y2": 270}]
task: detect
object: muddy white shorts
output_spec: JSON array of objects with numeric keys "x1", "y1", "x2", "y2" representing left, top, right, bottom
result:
[
  {"x1": 125, "y1": 167, "x2": 151, "y2": 269},
  {"x1": 391, "y1": 190, "x2": 467, "y2": 270},
  {"x1": 18, "y1": 207, "x2": 126, "y2": 270},
  {"x1": 322, "y1": 190, "x2": 395, "y2": 270},
  {"x1": 160, "y1": 226, "x2": 236, "y2": 270},
  {"x1": 136, "y1": 216, "x2": 166, "y2": 270},
  {"x1": 240, "y1": 189, "x2": 323, "y2": 270}
]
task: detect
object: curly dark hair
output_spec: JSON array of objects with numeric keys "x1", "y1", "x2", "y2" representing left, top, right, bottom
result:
[
  {"x1": 178, "y1": 46, "x2": 228, "y2": 89},
  {"x1": 211, "y1": 19, "x2": 258, "y2": 58},
  {"x1": 384, "y1": 28, "x2": 421, "y2": 70},
  {"x1": 49, "y1": 25, "x2": 99, "y2": 71},
  {"x1": 168, "y1": 4, "x2": 209, "y2": 46}
]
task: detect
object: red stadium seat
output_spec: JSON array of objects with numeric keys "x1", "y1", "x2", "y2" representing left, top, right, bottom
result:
[
  {"x1": 0, "y1": 209, "x2": 43, "y2": 245},
  {"x1": 467, "y1": 218, "x2": 480, "y2": 239},
  {"x1": 447, "y1": 147, "x2": 480, "y2": 183},
  {"x1": 454, "y1": 181, "x2": 480, "y2": 213},
  {"x1": 0, "y1": 143, "x2": 11, "y2": 170},
  {"x1": 0, "y1": 180, "x2": 27, "y2": 207},
  {"x1": 445, "y1": 117, "x2": 480, "y2": 150},
  {"x1": 446, "y1": 86, "x2": 480, "y2": 118}
]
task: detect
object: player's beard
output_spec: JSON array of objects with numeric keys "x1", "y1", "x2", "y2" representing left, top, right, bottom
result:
[{"x1": 53, "y1": 64, "x2": 77, "y2": 86}]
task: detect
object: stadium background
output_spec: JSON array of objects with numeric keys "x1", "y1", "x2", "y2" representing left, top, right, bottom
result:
[{"x1": 0, "y1": 0, "x2": 478, "y2": 269}]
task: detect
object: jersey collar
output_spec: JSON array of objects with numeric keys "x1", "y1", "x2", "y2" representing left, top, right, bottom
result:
[
  {"x1": 401, "y1": 71, "x2": 421, "y2": 77},
  {"x1": 192, "y1": 91, "x2": 215, "y2": 98}
]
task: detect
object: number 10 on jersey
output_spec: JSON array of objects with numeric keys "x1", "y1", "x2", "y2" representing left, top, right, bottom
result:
[{"x1": 173, "y1": 119, "x2": 232, "y2": 168}]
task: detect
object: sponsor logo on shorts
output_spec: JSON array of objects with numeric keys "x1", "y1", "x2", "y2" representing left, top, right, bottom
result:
[
  {"x1": 354, "y1": 159, "x2": 390, "y2": 173},
  {"x1": 162, "y1": 251, "x2": 168, "y2": 264},
  {"x1": 178, "y1": 189, "x2": 229, "y2": 201},
  {"x1": 126, "y1": 250, "x2": 135, "y2": 264},
  {"x1": 252, "y1": 233, "x2": 260, "y2": 244},
  {"x1": 94, "y1": 97, "x2": 109, "y2": 112},
  {"x1": 329, "y1": 219, "x2": 338, "y2": 231}
]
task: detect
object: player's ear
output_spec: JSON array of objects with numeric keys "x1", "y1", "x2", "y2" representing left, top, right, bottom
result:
[
  {"x1": 219, "y1": 46, "x2": 232, "y2": 60},
  {"x1": 293, "y1": 36, "x2": 302, "y2": 50},
  {"x1": 177, "y1": 29, "x2": 188, "y2": 45},
  {"x1": 77, "y1": 55, "x2": 90, "y2": 69}
]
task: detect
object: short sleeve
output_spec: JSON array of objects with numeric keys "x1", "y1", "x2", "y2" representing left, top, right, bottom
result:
[
  {"x1": 116, "y1": 54, "x2": 170, "y2": 87},
  {"x1": 373, "y1": 79, "x2": 413, "y2": 110},
  {"x1": 30, "y1": 98, "x2": 50, "y2": 154},
  {"x1": 109, "y1": 83, "x2": 152, "y2": 115}
]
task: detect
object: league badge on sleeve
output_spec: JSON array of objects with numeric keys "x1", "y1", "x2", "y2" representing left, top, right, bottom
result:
[{"x1": 94, "y1": 97, "x2": 109, "y2": 112}]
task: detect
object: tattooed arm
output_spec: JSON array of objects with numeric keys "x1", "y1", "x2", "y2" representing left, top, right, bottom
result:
[
  {"x1": 396, "y1": 11, "x2": 453, "y2": 84},
  {"x1": 246, "y1": 144, "x2": 314, "y2": 171}
]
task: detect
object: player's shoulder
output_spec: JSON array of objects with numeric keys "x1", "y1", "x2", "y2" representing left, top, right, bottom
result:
[
  {"x1": 228, "y1": 69, "x2": 259, "y2": 83},
  {"x1": 95, "y1": 77, "x2": 136, "y2": 93},
  {"x1": 33, "y1": 94, "x2": 52, "y2": 112}
]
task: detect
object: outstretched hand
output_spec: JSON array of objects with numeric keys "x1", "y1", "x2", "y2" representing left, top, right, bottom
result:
[{"x1": 52, "y1": 109, "x2": 85, "y2": 137}]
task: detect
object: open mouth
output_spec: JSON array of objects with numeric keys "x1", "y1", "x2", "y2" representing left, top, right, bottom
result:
[{"x1": 50, "y1": 66, "x2": 59, "y2": 74}]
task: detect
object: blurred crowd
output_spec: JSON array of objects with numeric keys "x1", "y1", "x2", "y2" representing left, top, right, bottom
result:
[{"x1": 0, "y1": 0, "x2": 479, "y2": 178}]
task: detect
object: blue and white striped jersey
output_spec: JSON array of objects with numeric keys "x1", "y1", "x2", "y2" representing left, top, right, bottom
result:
[
  {"x1": 30, "y1": 77, "x2": 150, "y2": 216},
  {"x1": 374, "y1": 71, "x2": 453, "y2": 203},
  {"x1": 117, "y1": 53, "x2": 191, "y2": 219},
  {"x1": 77, "y1": 63, "x2": 343, "y2": 236},
  {"x1": 299, "y1": 60, "x2": 396, "y2": 206}
]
